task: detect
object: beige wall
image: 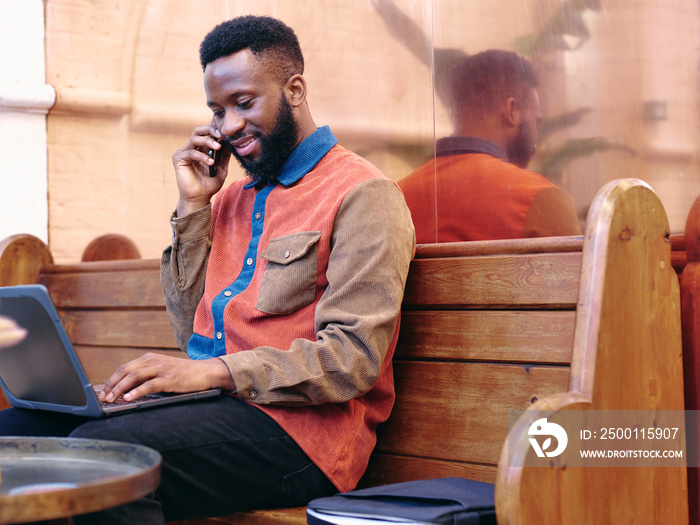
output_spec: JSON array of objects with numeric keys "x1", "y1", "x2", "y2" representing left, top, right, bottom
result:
[
  {"x1": 0, "y1": 0, "x2": 54, "y2": 243},
  {"x1": 45, "y1": 0, "x2": 437, "y2": 261},
  {"x1": 555, "y1": 0, "x2": 700, "y2": 228},
  {"x1": 38, "y1": 0, "x2": 700, "y2": 262}
]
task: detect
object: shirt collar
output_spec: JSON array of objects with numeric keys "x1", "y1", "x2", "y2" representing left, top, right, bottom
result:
[
  {"x1": 435, "y1": 136, "x2": 507, "y2": 162},
  {"x1": 243, "y1": 126, "x2": 338, "y2": 189}
]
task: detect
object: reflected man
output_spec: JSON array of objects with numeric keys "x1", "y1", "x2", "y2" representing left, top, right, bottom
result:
[{"x1": 399, "y1": 50, "x2": 581, "y2": 243}]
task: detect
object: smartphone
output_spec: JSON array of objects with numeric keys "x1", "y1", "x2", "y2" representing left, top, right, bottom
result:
[{"x1": 208, "y1": 141, "x2": 222, "y2": 177}]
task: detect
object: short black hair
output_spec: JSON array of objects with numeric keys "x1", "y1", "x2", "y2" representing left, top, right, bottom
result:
[
  {"x1": 199, "y1": 15, "x2": 304, "y2": 84},
  {"x1": 448, "y1": 49, "x2": 537, "y2": 114}
]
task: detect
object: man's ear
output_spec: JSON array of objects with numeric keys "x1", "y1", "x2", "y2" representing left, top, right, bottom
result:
[
  {"x1": 285, "y1": 74, "x2": 307, "y2": 108},
  {"x1": 503, "y1": 96, "x2": 522, "y2": 128}
]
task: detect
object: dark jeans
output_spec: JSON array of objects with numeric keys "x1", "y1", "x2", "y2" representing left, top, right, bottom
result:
[{"x1": 0, "y1": 395, "x2": 337, "y2": 524}]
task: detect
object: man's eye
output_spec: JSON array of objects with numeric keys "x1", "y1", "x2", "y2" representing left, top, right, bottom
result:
[
  {"x1": 237, "y1": 99, "x2": 253, "y2": 109},
  {"x1": 212, "y1": 110, "x2": 224, "y2": 118}
]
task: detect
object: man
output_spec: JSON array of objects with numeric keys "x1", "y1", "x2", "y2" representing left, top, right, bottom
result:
[
  {"x1": 399, "y1": 49, "x2": 581, "y2": 243},
  {"x1": 0, "y1": 15, "x2": 415, "y2": 524}
]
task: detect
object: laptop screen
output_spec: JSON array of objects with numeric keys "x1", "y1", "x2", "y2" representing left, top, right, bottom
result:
[{"x1": 0, "y1": 293, "x2": 88, "y2": 407}]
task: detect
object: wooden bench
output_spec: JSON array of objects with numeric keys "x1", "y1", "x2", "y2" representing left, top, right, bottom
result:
[
  {"x1": 677, "y1": 195, "x2": 700, "y2": 525},
  {"x1": 0, "y1": 178, "x2": 689, "y2": 524}
]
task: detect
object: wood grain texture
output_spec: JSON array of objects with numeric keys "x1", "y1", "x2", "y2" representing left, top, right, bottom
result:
[
  {"x1": 0, "y1": 234, "x2": 53, "y2": 286},
  {"x1": 360, "y1": 453, "x2": 498, "y2": 487},
  {"x1": 413, "y1": 236, "x2": 584, "y2": 259},
  {"x1": 681, "y1": 194, "x2": 700, "y2": 525},
  {"x1": 173, "y1": 508, "x2": 307, "y2": 525},
  {"x1": 403, "y1": 252, "x2": 581, "y2": 308},
  {"x1": 496, "y1": 179, "x2": 689, "y2": 525},
  {"x1": 60, "y1": 310, "x2": 177, "y2": 349},
  {"x1": 397, "y1": 310, "x2": 575, "y2": 363},
  {"x1": 75, "y1": 346, "x2": 187, "y2": 384},
  {"x1": 375, "y1": 362, "x2": 569, "y2": 464},
  {"x1": 39, "y1": 266, "x2": 165, "y2": 309}
]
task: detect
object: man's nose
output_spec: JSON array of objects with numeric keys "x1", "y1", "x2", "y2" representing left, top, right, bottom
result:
[{"x1": 220, "y1": 110, "x2": 245, "y2": 137}]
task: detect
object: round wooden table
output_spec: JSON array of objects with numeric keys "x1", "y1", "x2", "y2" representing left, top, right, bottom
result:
[{"x1": 0, "y1": 437, "x2": 161, "y2": 524}]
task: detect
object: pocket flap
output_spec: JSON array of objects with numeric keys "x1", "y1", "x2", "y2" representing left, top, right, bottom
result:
[{"x1": 260, "y1": 231, "x2": 322, "y2": 265}]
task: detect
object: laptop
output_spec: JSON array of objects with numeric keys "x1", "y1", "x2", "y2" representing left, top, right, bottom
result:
[{"x1": 0, "y1": 284, "x2": 221, "y2": 417}]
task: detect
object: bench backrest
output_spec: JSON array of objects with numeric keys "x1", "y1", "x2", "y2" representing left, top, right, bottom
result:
[
  {"x1": 4, "y1": 235, "x2": 584, "y2": 488},
  {"x1": 0, "y1": 178, "x2": 689, "y2": 524},
  {"x1": 6, "y1": 237, "x2": 585, "y2": 487},
  {"x1": 361, "y1": 237, "x2": 582, "y2": 486}
]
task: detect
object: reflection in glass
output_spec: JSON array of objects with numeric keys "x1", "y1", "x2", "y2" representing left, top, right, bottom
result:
[
  {"x1": 370, "y1": 0, "x2": 699, "y2": 241},
  {"x1": 398, "y1": 49, "x2": 581, "y2": 243}
]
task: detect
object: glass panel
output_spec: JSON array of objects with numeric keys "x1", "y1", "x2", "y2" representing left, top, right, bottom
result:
[
  {"x1": 308, "y1": 0, "x2": 436, "y2": 188},
  {"x1": 38, "y1": 0, "x2": 700, "y2": 257},
  {"x1": 377, "y1": 0, "x2": 700, "y2": 243}
]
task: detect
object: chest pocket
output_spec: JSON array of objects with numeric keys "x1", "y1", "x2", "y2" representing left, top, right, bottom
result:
[{"x1": 256, "y1": 231, "x2": 322, "y2": 315}]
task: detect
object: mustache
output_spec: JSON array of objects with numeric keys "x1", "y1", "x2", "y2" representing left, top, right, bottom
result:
[
  {"x1": 223, "y1": 133, "x2": 258, "y2": 154},
  {"x1": 223, "y1": 140, "x2": 237, "y2": 155}
]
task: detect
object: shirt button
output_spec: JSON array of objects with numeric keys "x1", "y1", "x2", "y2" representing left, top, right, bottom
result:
[
  {"x1": 246, "y1": 257, "x2": 253, "y2": 266},
  {"x1": 284, "y1": 250, "x2": 290, "y2": 259},
  {"x1": 216, "y1": 332, "x2": 223, "y2": 340},
  {"x1": 249, "y1": 390, "x2": 258, "y2": 400},
  {"x1": 254, "y1": 212, "x2": 262, "y2": 220},
  {"x1": 224, "y1": 290, "x2": 232, "y2": 297}
]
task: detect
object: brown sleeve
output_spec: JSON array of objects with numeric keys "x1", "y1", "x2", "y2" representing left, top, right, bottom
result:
[
  {"x1": 160, "y1": 205, "x2": 212, "y2": 351},
  {"x1": 522, "y1": 186, "x2": 582, "y2": 237}
]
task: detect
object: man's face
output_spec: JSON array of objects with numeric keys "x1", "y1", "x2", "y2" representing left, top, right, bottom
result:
[
  {"x1": 507, "y1": 88, "x2": 541, "y2": 170},
  {"x1": 204, "y1": 49, "x2": 299, "y2": 183}
]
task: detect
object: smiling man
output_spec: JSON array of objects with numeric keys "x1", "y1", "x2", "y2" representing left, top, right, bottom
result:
[{"x1": 0, "y1": 15, "x2": 415, "y2": 524}]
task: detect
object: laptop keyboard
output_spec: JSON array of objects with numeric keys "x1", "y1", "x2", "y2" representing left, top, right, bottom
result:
[{"x1": 93, "y1": 387, "x2": 168, "y2": 406}]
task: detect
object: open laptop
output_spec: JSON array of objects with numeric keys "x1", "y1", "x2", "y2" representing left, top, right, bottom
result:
[{"x1": 0, "y1": 284, "x2": 221, "y2": 417}]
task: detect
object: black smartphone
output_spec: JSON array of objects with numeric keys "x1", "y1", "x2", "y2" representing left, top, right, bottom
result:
[{"x1": 208, "y1": 141, "x2": 222, "y2": 177}]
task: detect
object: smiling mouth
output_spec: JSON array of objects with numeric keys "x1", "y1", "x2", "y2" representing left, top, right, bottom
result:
[{"x1": 231, "y1": 135, "x2": 258, "y2": 157}]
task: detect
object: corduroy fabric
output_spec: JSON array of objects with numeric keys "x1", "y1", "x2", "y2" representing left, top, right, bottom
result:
[{"x1": 163, "y1": 137, "x2": 415, "y2": 493}]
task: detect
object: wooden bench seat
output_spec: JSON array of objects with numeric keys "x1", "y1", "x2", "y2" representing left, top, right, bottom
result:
[{"x1": 0, "y1": 178, "x2": 689, "y2": 524}]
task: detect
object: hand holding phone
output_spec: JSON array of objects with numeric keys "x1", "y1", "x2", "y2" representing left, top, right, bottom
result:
[{"x1": 208, "y1": 141, "x2": 223, "y2": 177}]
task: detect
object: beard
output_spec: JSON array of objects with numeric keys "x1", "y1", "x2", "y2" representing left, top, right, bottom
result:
[
  {"x1": 507, "y1": 122, "x2": 537, "y2": 170},
  {"x1": 226, "y1": 92, "x2": 299, "y2": 184}
]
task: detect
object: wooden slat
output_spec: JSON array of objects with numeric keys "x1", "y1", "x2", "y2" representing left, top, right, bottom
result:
[
  {"x1": 41, "y1": 259, "x2": 160, "y2": 273},
  {"x1": 362, "y1": 453, "x2": 498, "y2": 488},
  {"x1": 175, "y1": 508, "x2": 307, "y2": 525},
  {"x1": 414, "y1": 235, "x2": 584, "y2": 259},
  {"x1": 397, "y1": 310, "x2": 575, "y2": 364},
  {"x1": 681, "y1": 195, "x2": 700, "y2": 525},
  {"x1": 75, "y1": 346, "x2": 187, "y2": 384},
  {"x1": 59, "y1": 310, "x2": 177, "y2": 349},
  {"x1": 378, "y1": 361, "x2": 570, "y2": 465},
  {"x1": 403, "y1": 252, "x2": 582, "y2": 308},
  {"x1": 39, "y1": 269, "x2": 165, "y2": 309}
]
